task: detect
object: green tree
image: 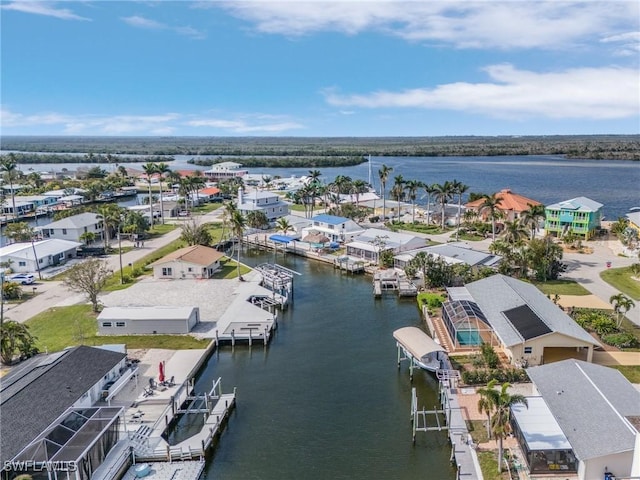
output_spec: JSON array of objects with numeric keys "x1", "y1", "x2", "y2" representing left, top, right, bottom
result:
[
  {"x1": 433, "y1": 181, "x2": 455, "y2": 230},
  {"x1": 477, "y1": 379, "x2": 499, "y2": 437},
  {"x1": 246, "y1": 210, "x2": 270, "y2": 229},
  {"x1": 1, "y1": 321, "x2": 37, "y2": 365},
  {"x1": 502, "y1": 220, "x2": 529, "y2": 246},
  {"x1": 229, "y1": 208, "x2": 246, "y2": 280},
  {"x1": 155, "y1": 162, "x2": 172, "y2": 224},
  {"x1": 180, "y1": 219, "x2": 212, "y2": 246},
  {"x1": 4, "y1": 222, "x2": 35, "y2": 243},
  {"x1": 490, "y1": 382, "x2": 528, "y2": 472},
  {"x1": 390, "y1": 175, "x2": 405, "y2": 221},
  {"x1": 480, "y1": 193, "x2": 504, "y2": 240},
  {"x1": 422, "y1": 183, "x2": 437, "y2": 225},
  {"x1": 1, "y1": 154, "x2": 19, "y2": 222},
  {"x1": 378, "y1": 164, "x2": 393, "y2": 222},
  {"x1": 97, "y1": 204, "x2": 125, "y2": 250},
  {"x1": 275, "y1": 217, "x2": 294, "y2": 236},
  {"x1": 452, "y1": 179, "x2": 469, "y2": 241},
  {"x1": 610, "y1": 293, "x2": 635, "y2": 328},
  {"x1": 63, "y1": 259, "x2": 112, "y2": 313},
  {"x1": 142, "y1": 162, "x2": 158, "y2": 229},
  {"x1": 404, "y1": 180, "x2": 422, "y2": 224},
  {"x1": 520, "y1": 203, "x2": 546, "y2": 239},
  {"x1": 79, "y1": 231, "x2": 96, "y2": 245}
]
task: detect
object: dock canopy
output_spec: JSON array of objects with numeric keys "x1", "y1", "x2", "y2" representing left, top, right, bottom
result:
[
  {"x1": 269, "y1": 235, "x2": 297, "y2": 244},
  {"x1": 393, "y1": 326, "x2": 445, "y2": 360}
]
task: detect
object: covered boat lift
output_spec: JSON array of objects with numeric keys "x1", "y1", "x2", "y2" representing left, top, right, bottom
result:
[{"x1": 393, "y1": 326, "x2": 447, "y2": 380}]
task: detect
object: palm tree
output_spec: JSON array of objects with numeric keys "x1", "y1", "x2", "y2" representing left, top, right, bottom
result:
[
  {"x1": 378, "y1": 164, "x2": 393, "y2": 223},
  {"x1": 477, "y1": 379, "x2": 499, "y2": 438},
  {"x1": 351, "y1": 179, "x2": 368, "y2": 208},
  {"x1": 610, "y1": 293, "x2": 635, "y2": 328},
  {"x1": 405, "y1": 180, "x2": 422, "y2": 223},
  {"x1": 491, "y1": 382, "x2": 528, "y2": 473},
  {"x1": 97, "y1": 204, "x2": 125, "y2": 250},
  {"x1": 520, "y1": 203, "x2": 546, "y2": 239},
  {"x1": 390, "y1": 175, "x2": 405, "y2": 222},
  {"x1": 1, "y1": 154, "x2": 19, "y2": 222},
  {"x1": 423, "y1": 183, "x2": 437, "y2": 225},
  {"x1": 502, "y1": 220, "x2": 529, "y2": 246},
  {"x1": 142, "y1": 163, "x2": 158, "y2": 229},
  {"x1": 226, "y1": 203, "x2": 246, "y2": 280},
  {"x1": 1, "y1": 320, "x2": 37, "y2": 365},
  {"x1": 433, "y1": 181, "x2": 455, "y2": 230},
  {"x1": 480, "y1": 193, "x2": 504, "y2": 240},
  {"x1": 452, "y1": 180, "x2": 469, "y2": 241},
  {"x1": 275, "y1": 217, "x2": 294, "y2": 236},
  {"x1": 155, "y1": 163, "x2": 172, "y2": 225},
  {"x1": 308, "y1": 169, "x2": 322, "y2": 186}
]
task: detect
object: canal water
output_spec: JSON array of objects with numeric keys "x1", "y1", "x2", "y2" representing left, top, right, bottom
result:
[{"x1": 177, "y1": 249, "x2": 454, "y2": 479}]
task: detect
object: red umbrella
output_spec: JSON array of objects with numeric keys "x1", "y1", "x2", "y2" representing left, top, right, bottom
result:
[{"x1": 159, "y1": 361, "x2": 165, "y2": 383}]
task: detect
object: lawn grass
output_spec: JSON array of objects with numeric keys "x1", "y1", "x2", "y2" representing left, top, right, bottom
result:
[
  {"x1": 192, "y1": 203, "x2": 222, "y2": 214},
  {"x1": 289, "y1": 204, "x2": 306, "y2": 212},
  {"x1": 532, "y1": 279, "x2": 591, "y2": 296},
  {"x1": 213, "y1": 258, "x2": 252, "y2": 279},
  {"x1": 390, "y1": 222, "x2": 452, "y2": 236},
  {"x1": 610, "y1": 365, "x2": 640, "y2": 383},
  {"x1": 147, "y1": 223, "x2": 178, "y2": 237},
  {"x1": 25, "y1": 304, "x2": 209, "y2": 352},
  {"x1": 601, "y1": 266, "x2": 640, "y2": 301},
  {"x1": 477, "y1": 451, "x2": 509, "y2": 480},
  {"x1": 457, "y1": 232, "x2": 486, "y2": 242},
  {"x1": 467, "y1": 419, "x2": 490, "y2": 444}
]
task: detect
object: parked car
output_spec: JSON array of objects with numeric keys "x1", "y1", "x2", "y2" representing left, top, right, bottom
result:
[{"x1": 7, "y1": 273, "x2": 35, "y2": 285}]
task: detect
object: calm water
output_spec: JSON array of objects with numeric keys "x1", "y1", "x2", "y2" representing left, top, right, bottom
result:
[
  {"x1": 176, "y1": 250, "x2": 453, "y2": 479},
  {"x1": 11, "y1": 154, "x2": 639, "y2": 220}
]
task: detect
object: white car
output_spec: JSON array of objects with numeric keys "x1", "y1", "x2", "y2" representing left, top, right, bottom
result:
[{"x1": 7, "y1": 273, "x2": 36, "y2": 285}]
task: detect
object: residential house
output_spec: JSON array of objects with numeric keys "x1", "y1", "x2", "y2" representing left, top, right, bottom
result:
[
  {"x1": 237, "y1": 188, "x2": 290, "y2": 222},
  {"x1": 346, "y1": 228, "x2": 427, "y2": 263},
  {"x1": 0, "y1": 346, "x2": 128, "y2": 478},
  {"x1": 359, "y1": 199, "x2": 413, "y2": 220},
  {"x1": 203, "y1": 161, "x2": 248, "y2": 182},
  {"x1": 464, "y1": 188, "x2": 541, "y2": 223},
  {"x1": 302, "y1": 214, "x2": 365, "y2": 244},
  {"x1": 150, "y1": 244, "x2": 224, "y2": 279},
  {"x1": 2, "y1": 198, "x2": 35, "y2": 217},
  {"x1": 626, "y1": 210, "x2": 640, "y2": 234},
  {"x1": 443, "y1": 274, "x2": 599, "y2": 362},
  {"x1": 98, "y1": 306, "x2": 200, "y2": 335},
  {"x1": 0, "y1": 238, "x2": 82, "y2": 273},
  {"x1": 198, "y1": 186, "x2": 222, "y2": 202},
  {"x1": 515, "y1": 359, "x2": 640, "y2": 479},
  {"x1": 394, "y1": 242, "x2": 502, "y2": 270},
  {"x1": 544, "y1": 196, "x2": 603, "y2": 240},
  {"x1": 41, "y1": 212, "x2": 104, "y2": 243}
]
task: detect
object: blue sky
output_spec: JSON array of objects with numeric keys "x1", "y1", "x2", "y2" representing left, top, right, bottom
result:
[{"x1": 1, "y1": 1, "x2": 639, "y2": 137}]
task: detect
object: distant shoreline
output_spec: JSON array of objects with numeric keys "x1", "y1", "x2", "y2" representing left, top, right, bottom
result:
[{"x1": 1, "y1": 134, "x2": 639, "y2": 161}]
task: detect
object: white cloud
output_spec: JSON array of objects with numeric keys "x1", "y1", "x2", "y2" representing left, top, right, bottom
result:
[
  {"x1": 601, "y1": 31, "x2": 640, "y2": 56},
  {"x1": 323, "y1": 64, "x2": 640, "y2": 120},
  {"x1": 1, "y1": 108, "x2": 304, "y2": 135},
  {"x1": 219, "y1": 1, "x2": 638, "y2": 51},
  {"x1": 121, "y1": 15, "x2": 205, "y2": 39},
  {"x1": 187, "y1": 117, "x2": 304, "y2": 133},
  {"x1": 1, "y1": 1, "x2": 90, "y2": 21}
]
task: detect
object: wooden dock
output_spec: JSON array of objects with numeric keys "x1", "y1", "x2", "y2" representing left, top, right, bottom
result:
[
  {"x1": 333, "y1": 256, "x2": 365, "y2": 273},
  {"x1": 373, "y1": 271, "x2": 418, "y2": 297}
]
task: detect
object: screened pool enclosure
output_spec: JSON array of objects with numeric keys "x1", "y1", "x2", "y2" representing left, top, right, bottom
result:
[{"x1": 442, "y1": 300, "x2": 495, "y2": 348}]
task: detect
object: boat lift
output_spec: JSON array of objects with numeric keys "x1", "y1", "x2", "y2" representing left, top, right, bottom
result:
[{"x1": 393, "y1": 326, "x2": 447, "y2": 380}]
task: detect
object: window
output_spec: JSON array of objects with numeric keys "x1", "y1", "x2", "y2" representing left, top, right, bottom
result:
[
  {"x1": 524, "y1": 346, "x2": 533, "y2": 354},
  {"x1": 18, "y1": 261, "x2": 26, "y2": 267},
  {"x1": 62, "y1": 228, "x2": 67, "y2": 235},
  {"x1": 187, "y1": 267, "x2": 193, "y2": 272},
  {"x1": 102, "y1": 322, "x2": 112, "y2": 327},
  {"x1": 115, "y1": 321, "x2": 126, "y2": 327},
  {"x1": 162, "y1": 267, "x2": 173, "y2": 276}
]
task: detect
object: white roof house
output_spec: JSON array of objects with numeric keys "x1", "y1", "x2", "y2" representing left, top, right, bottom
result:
[
  {"x1": 203, "y1": 162, "x2": 249, "y2": 181},
  {"x1": 41, "y1": 212, "x2": 104, "y2": 243},
  {"x1": 346, "y1": 227, "x2": 427, "y2": 262},
  {"x1": 0, "y1": 239, "x2": 82, "y2": 273},
  {"x1": 237, "y1": 188, "x2": 290, "y2": 221},
  {"x1": 521, "y1": 360, "x2": 640, "y2": 480},
  {"x1": 302, "y1": 214, "x2": 365, "y2": 244},
  {"x1": 394, "y1": 242, "x2": 502, "y2": 269},
  {"x1": 98, "y1": 306, "x2": 200, "y2": 335}
]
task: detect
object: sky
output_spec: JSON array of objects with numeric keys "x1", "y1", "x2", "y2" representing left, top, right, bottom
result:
[{"x1": 1, "y1": 0, "x2": 639, "y2": 137}]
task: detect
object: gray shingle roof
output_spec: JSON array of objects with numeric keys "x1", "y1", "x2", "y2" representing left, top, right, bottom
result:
[
  {"x1": 0, "y1": 346, "x2": 125, "y2": 462},
  {"x1": 546, "y1": 196, "x2": 603, "y2": 212},
  {"x1": 527, "y1": 360, "x2": 640, "y2": 460},
  {"x1": 463, "y1": 274, "x2": 598, "y2": 347},
  {"x1": 44, "y1": 212, "x2": 101, "y2": 230}
]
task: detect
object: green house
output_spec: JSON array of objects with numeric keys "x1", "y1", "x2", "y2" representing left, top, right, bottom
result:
[{"x1": 545, "y1": 196, "x2": 603, "y2": 240}]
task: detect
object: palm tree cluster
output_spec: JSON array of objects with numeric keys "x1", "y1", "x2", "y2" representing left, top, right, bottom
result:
[{"x1": 477, "y1": 379, "x2": 528, "y2": 473}]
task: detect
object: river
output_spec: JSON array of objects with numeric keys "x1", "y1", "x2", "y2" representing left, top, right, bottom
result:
[
  {"x1": 173, "y1": 250, "x2": 454, "y2": 479},
  {"x1": 8, "y1": 153, "x2": 639, "y2": 220}
]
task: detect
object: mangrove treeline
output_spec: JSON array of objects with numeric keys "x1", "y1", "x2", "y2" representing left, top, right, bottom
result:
[
  {"x1": 1, "y1": 134, "x2": 639, "y2": 160},
  {"x1": 2, "y1": 152, "x2": 173, "y2": 164}
]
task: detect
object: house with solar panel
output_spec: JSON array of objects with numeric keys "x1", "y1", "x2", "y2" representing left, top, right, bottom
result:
[
  {"x1": 544, "y1": 196, "x2": 603, "y2": 240},
  {"x1": 513, "y1": 360, "x2": 640, "y2": 479},
  {"x1": 442, "y1": 274, "x2": 599, "y2": 365}
]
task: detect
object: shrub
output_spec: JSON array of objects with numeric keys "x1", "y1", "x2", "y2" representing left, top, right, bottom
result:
[
  {"x1": 2, "y1": 281, "x2": 23, "y2": 300},
  {"x1": 481, "y1": 343, "x2": 500, "y2": 369},
  {"x1": 591, "y1": 316, "x2": 618, "y2": 336},
  {"x1": 369, "y1": 216, "x2": 380, "y2": 223},
  {"x1": 602, "y1": 333, "x2": 639, "y2": 348}
]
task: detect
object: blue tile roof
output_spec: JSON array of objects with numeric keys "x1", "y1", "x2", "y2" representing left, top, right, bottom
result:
[{"x1": 311, "y1": 214, "x2": 348, "y2": 225}]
